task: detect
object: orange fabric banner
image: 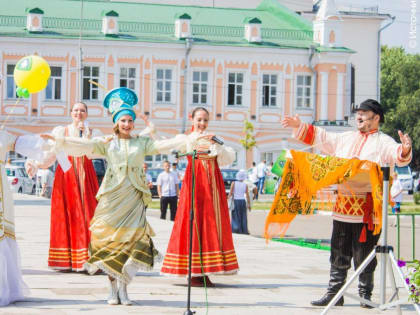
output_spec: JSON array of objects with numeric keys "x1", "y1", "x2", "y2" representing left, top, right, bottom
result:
[{"x1": 264, "y1": 150, "x2": 383, "y2": 240}]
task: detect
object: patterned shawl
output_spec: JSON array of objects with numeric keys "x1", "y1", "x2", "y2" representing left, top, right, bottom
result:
[{"x1": 264, "y1": 150, "x2": 383, "y2": 240}]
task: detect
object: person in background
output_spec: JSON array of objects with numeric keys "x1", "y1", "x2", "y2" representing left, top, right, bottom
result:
[
  {"x1": 228, "y1": 170, "x2": 251, "y2": 234},
  {"x1": 143, "y1": 163, "x2": 153, "y2": 190},
  {"x1": 171, "y1": 162, "x2": 182, "y2": 189},
  {"x1": 267, "y1": 162, "x2": 274, "y2": 176},
  {"x1": 390, "y1": 171, "x2": 403, "y2": 227},
  {"x1": 39, "y1": 167, "x2": 54, "y2": 198},
  {"x1": 256, "y1": 160, "x2": 267, "y2": 195},
  {"x1": 249, "y1": 162, "x2": 259, "y2": 200},
  {"x1": 157, "y1": 160, "x2": 180, "y2": 221}
]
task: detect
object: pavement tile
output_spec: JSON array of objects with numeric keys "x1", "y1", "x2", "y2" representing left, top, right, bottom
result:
[{"x1": 1, "y1": 194, "x2": 416, "y2": 315}]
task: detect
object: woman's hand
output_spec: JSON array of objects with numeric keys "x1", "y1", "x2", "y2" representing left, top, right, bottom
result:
[
  {"x1": 196, "y1": 134, "x2": 215, "y2": 151},
  {"x1": 25, "y1": 160, "x2": 38, "y2": 178},
  {"x1": 40, "y1": 134, "x2": 55, "y2": 141},
  {"x1": 197, "y1": 134, "x2": 216, "y2": 143},
  {"x1": 398, "y1": 130, "x2": 412, "y2": 158},
  {"x1": 281, "y1": 114, "x2": 301, "y2": 129},
  {"x1": 138, "y1": 114, "x2": 151, "y2": 128}
]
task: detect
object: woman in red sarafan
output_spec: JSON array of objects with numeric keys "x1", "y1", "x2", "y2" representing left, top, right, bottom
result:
[
  {"x1": 26, "y1": 102, "x2": 101, "y2": 272},
  {"x1": 161, "y1": 107, "x2": 239, "y2": 286}
]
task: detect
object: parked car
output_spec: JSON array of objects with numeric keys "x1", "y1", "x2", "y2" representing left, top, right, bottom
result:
[
  {"x1": 146, "y1": 168, "x2": 163, "y2": 198},
  {"x1": 220, "y1": 169, "x2": 239, "y2": 195},
  {"x1": 413, "y1": 171, "x2": 420, "y2": 192},
  {"x1": 11, "y1": 159, "x2": 26, "y2": 168},
  {"x1": 92, "y1": 159, "x2": 107, "y2": 186},
  {"x1": 6, "y1": 165, "x2": 36, "y2": 194},
  {"x1": 396, "y1": 166, "x2": 414, "y2": 194}
]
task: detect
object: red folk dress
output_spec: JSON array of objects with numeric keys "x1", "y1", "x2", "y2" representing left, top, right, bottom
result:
[
  {"x1": 48, "y1": 125, "x2": 100, "y2": 271},
  {"x1": 161, "y1": 133, "x2": 239, "y2": 276}
]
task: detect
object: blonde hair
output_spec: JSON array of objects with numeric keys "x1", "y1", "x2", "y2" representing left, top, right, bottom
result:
[{"x1": 113, "y1": 123, "x2": 120, "y2": 135}]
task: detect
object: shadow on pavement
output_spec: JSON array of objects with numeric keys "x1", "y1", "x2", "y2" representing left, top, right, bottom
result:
[{"x1": 14, "y1": 199, "x2": 51, "y2": 206}]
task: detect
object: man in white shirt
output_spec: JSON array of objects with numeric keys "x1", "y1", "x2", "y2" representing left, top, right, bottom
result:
[
  {"x1": 249, "y1": 162, "x2": 259, "y2": 200},
  {"x1": 282, "y1": 99, "x2": 412, "y2": 308},
  {"x1": 157, "y1": 160, "x2": 180, "y2": 221},
  {"x1": 256, "y1": 160, "x2": 267, "y2": 194}
]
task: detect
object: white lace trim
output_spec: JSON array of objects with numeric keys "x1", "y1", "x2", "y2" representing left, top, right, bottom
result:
[{"x1": 84, "y1": 251, "x2": 163, "y2": 284}]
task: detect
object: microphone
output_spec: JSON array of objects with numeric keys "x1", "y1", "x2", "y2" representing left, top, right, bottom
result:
[
  {"x1": 171, "y1": 149, "x2": 180, "y2": 159},
  {"x1": 78, "y1": 121, "x2": 84, "y2": 138},
  {"x1": 211, "y1": 136, "x2": 224, "y2": 145}
]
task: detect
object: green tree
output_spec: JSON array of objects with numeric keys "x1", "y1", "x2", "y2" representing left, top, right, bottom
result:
[
  {"x1": 240, "y1": 119, "x2": 256, "y2": 167},
  {"x1": 382, "y1": 91, "x2": 420, "y2": 169},
  {"x1": 381, "y1": 46, "x2": 420, "y2": 169}
]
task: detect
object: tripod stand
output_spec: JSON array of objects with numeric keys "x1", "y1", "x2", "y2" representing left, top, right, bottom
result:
[
  {"x1": 322, "y1": 166, "x2": 420, "y2": 314},
  {"x1": 174, "y1": 149, "x2": 210, "y2": 315}
]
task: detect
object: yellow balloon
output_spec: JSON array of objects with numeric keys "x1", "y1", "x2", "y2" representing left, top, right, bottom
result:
[{"x1": 13, "y1": 55, "x2": 51, "y2": 94}]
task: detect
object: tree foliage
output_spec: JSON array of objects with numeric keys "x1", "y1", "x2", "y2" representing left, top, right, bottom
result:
[
  {"x1": 240, "y1": 119, "x2": 256, "y2": 161},
  {"x1": 381, "y1": 46, "x2": 420, "y2": 169}
]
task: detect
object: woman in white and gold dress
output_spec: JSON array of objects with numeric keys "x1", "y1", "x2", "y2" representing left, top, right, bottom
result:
[
  {"x1": 41, "y1": 88, "x2": 181, "y2": 305},
  {"x1": 0, "y1": 130, "x2": 46, "y2": 306}
]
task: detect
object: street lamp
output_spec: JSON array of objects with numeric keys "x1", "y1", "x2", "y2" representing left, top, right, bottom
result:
[{"x1": 181, "y1": 38, "x2": 193, "y2": 133}]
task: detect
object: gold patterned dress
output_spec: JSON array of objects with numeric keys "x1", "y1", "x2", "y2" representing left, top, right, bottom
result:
[{"x1": 55, "y1": 135, "x2": 168, "y2": 283}]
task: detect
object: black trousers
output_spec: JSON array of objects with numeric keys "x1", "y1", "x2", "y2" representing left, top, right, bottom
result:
[
  {"x1": 329, "y1": 220, "x2": 381, "y2": 294},
  {"x1": 160, "y1": 196, "x2": 178, "y2": 221}
]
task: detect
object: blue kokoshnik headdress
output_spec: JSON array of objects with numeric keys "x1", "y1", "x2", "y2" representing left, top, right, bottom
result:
[{"x1": 103, "y1": 87, "x2": 138, "y2": 123}]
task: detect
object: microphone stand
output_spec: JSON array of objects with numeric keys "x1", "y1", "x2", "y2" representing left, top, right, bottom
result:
[
  {"x1": 322, "y1": 166, "x2": 420, "y2": 314},
  {"x1": 173, "y1": 149, "x2": 210, "y2": 315}
]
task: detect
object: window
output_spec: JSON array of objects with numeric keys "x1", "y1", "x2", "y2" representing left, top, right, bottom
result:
[
  {"x1": 120, "y1": 67, "x2": 136, "y2": 90},
  {"x1": 144, "y1": 154, "x2": 169, "y2": 167},
  {"x1": 232, "y1": 152, "x2": 238, "y2": 167},
  {"x1": 82, "y1": 66, "x2": 99, "y2": 100},
  {"x1": 262, "y1": 74, "x2": 277, "y2": 107},
  {"x1": 260, "y1": 152, "x2": 273, "y2": 165},
  {"x1": 192, "y1": 71, "x2": 208, "y2": 105},
  {"x1": 6, "y1": 64, "x2": 17, "y2": 99},
  {"x1": 227, "y1": 72, "x2": 243, "y2": 106},
  {"x1": 156, "y1": 69, "x2": 172, "y2": 103},
  {"x1": 45, "y1": 66, "x2": 62, "y2": 100},
  {"x1": 296, "y1": 75, "x2": 312, "y2": 108}
]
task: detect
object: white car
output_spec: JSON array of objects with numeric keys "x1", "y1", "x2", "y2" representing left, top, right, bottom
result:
[
  {"x1": 6, "y1": 165, "x2": 36, "y2": 194},
  {"x1": 396, "y1": 166, "x2": 414, "y2": 194}
]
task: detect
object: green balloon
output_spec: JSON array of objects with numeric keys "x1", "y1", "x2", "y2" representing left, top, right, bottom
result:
[
  {"x1": 22, "y1": 88, "x2": 30, "y2": 98},
  {"x1": 16, "y1": 87, "x2": 23, "y2": 97}
]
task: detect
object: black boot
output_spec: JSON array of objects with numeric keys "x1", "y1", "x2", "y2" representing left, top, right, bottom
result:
[
  {"x1": 311, "y1": 267, "x2": 346, "y2": 306},
  {"x1": 359, "y1": 273, "x2": 374, "y2": 308},
  {"x1": 311, "y1": 294, "x2": 344, "y2": 306}
]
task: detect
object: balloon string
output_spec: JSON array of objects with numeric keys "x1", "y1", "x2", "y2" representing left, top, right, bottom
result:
[
  {"x1": 0, "y1": 97, "x2": 22, "y2": 130},
  {"x1": 88, "y1": 79, "x2": 108, "y2": 92}
]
